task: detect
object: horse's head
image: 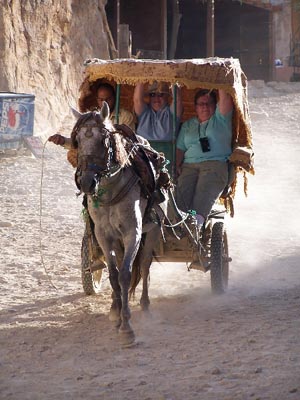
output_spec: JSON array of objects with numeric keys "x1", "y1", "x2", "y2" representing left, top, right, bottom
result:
[{"x1": 71, "y1": 102, "x2": 130, "y2": 195}]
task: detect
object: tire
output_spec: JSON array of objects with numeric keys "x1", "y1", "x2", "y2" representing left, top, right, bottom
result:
[
  {"x1": 210, "y1": 221, "x2": 229, "y2": 294},
  {"x1": 81, "y1": 230, "x2": 103, "y2": 295}
]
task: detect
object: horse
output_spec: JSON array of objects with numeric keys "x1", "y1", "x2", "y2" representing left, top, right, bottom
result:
[{"x1": 71, "y1": 102, "x2": 167, "y2": 344}]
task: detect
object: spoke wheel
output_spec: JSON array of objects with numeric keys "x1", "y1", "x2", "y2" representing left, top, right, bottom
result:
[
  {"x1": 81, "y1": 230, "x2": 103, "y2": 295},
  {"x1": 210, "y1": 221, "x2": 229, "y2": 294}
]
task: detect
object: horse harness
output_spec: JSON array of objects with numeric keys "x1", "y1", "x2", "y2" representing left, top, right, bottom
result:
[
  {"x1": 73, "y1": 113, "x2": 171, "y2": 209},
  {"x1": 91, "y1": 169, "x2": 140, "y2": 207}
]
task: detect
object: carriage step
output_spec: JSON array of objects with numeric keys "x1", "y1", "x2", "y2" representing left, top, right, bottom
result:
[
  {"x1": 188, "y1": 261, "x2": 209, "y2": 273},
  {"x1": 85, "y1": 260, "x2": 107, "y2": 274}
]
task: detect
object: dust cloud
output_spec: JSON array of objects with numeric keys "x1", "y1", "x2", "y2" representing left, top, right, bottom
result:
[
  {"x1": 1, "y1": 81, "x2": 300, "y2": 400},
  {"x1": 227, "y1": 81, "x2": 300, "y2": 294}
]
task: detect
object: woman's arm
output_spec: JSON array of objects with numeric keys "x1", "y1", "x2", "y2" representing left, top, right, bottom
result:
[{"x1": 218, "y1": 89, "x2": 233, "y2": 115}]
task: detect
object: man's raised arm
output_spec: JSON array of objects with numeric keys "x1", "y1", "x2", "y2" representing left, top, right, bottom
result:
[{"x1": 133, "y1": 83, "x2": 146, "y2": 116}]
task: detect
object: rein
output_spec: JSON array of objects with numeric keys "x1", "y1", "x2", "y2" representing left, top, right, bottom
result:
[
  {"x1": 107, "y1": 141, "x2": 139, "y2": 178},
  {"x1": 93, "y1": 169, "x2": 140, "y2": 207},
  {"x1": 86, "y1": 143, "x2": 138, "y2": 179}
]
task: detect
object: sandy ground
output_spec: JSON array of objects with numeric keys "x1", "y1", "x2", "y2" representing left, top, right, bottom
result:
[{"x1": 1, "y1": 81, "x2": 300, "y2": 400}]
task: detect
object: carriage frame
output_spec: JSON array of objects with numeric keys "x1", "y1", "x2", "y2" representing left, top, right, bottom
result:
[{"x1": 78, "y1": 57, "x2": 253, "y2": 295}]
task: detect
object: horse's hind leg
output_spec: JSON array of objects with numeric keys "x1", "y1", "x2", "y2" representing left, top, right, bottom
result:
[
  {"x1": 139, "y1": 231, "x2": 156, "y2": 312},
  {"x1": 140, "y1": 259, "x2": 152, "y2": 312}
]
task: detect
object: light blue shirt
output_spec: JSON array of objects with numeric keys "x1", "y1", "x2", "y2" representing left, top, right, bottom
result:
[
  {"x1": 176, "y1": 106, "x2": 232, "y2": 163},
  {"x1": 136, "y1": 105, "x2": 179, "y2": 141}
]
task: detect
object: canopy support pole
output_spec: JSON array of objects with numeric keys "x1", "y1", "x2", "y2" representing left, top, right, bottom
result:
[
  {"x1": 115, "y1": 83, "x2": 120, "y2": 124},
  {"x1": 172, "y1": 84, "x2": 177, "y2": 180},
  {"x1": 207, "y1": 0, "x2": 215, "y2": 57}
]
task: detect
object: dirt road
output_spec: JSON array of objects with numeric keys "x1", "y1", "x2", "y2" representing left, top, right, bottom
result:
[{"x1": 1, "y1": 82, "x2": 300, "y2": 400}]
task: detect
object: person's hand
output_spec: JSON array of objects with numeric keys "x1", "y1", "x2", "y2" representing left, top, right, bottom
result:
[{"x1": 48, "y1": 134, "x2": 66, "y2": 146}]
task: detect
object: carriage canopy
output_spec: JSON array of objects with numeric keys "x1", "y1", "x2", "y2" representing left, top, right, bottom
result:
[
  {"x1": 78, "y1": 58, "x2": 254, "y2": 177},
  {"x1": 78, "y1": 57, "x2": 254, "y2": 183}
]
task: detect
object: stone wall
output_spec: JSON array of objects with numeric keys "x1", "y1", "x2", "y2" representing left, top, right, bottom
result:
[{"x1": 0, "y1": 0, "x2": 110, "y2": 137}]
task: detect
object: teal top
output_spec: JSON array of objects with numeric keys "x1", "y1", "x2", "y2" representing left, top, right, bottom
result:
[{"x1": 176, "y1": 106, "x2": 232, "y2": 163}]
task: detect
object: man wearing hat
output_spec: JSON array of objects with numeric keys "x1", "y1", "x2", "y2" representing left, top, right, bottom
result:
[
  {"x1": 133, "y1": 81, "x2": 183, "y2": 141},
  {"x1": 48, "y1": 82, "x2": 135, "y2": 149}
]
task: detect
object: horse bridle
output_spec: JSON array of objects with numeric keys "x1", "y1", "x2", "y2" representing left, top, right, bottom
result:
[{"x1": 75, "y1": 122, "x2": 116, "y2": 180}]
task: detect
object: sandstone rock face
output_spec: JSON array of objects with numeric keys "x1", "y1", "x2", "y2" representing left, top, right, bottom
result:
[{"x1": 0, "y1": 0, "x2": 110, "y2": 138}]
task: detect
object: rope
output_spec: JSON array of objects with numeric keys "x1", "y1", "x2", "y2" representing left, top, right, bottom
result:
[
  {"x1": 163, "y1": 212, "x2": 189, "y2": 228},
  {"x1": 39, "y1": 139, "x2": 58, "y2": 290}
]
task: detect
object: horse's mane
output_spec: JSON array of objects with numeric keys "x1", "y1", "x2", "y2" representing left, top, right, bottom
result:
[
  {"x1": 71, "y1": 111, "x2": 131, "y2": 168},
  {"x1": 110, "y1": 131, "x2": 132, "y2": 168}
]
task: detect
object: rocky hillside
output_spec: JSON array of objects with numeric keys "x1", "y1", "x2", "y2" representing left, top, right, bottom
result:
[{"x1": 0, "y1": 0, "x2": 110, "y2": 137}]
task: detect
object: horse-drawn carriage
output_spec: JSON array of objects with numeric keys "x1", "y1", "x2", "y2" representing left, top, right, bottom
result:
[{"x1": 71, "y1": 58, "x2": 253, "y2": 342}]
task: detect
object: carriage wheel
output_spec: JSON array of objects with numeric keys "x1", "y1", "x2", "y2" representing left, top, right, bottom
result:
[
  {"x1": 210, "y1": 221, "x2": 229, "y2": 294},
  {"x1": 81, "y1": 230, "x2": 103, "y2": 295}
]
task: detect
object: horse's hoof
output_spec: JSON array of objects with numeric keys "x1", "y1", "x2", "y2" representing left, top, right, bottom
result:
[
  {"x1": 122, "y1": 339, "x2": 139, "y2": 348},
  {"x1": 119, "y1": 329, "x2": 135, "y2": 346},
  {"x1": 109, "y1": 308, "x2": 120, "y2": 322},
  {"x1": 114, "y1": 318, "x2": 121, "y2": 330},
  {"x1": 140, "y1": 296, "x2": 150, "y2": 311},
  {"x1": 140, "y1": 303, "x2": 150, "y2": 312}
]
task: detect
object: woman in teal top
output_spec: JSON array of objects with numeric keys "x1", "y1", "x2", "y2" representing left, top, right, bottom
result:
[{"x1": 176, "y1": 88, "x2": 233, "y2": 226}]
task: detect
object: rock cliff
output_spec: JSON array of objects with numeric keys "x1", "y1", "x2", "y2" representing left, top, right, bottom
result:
[{"x1": 0, "y1": 0, "x2": 110, "y2": 137}]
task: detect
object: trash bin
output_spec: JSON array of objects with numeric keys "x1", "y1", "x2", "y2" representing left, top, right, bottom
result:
[{"x1": 0, "y1": 92, "x2": 35, "y2": 149}]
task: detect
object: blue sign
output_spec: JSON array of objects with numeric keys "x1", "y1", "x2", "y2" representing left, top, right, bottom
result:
[{"x1": 0, "y1": 92, "x2": 35, "y2": 137}]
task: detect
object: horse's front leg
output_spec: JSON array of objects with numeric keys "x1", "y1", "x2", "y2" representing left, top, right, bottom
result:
[
  {"x1": 107, "y1": 258, "x2": 122, "y2": 325},
  {"x1": 92, "y1": 228, "x2": 122, "y2": 325},
  {"x1": 118, "y1": 239, "x2": 141, "y2": 343},
  {"x1": 108, "y1": 240, "x2": 128, "y2": 326},
  {"x1": 91, "y1": 228, "x2": 123, "y2": 325}
]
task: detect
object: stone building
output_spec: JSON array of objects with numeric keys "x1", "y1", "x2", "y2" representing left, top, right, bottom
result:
[
  {"x1": 107, "y1": 0, "x2": 299, "y2": 82},
  {"x1": 0, "y1": 0, "x2": 298, "y2": 136}
]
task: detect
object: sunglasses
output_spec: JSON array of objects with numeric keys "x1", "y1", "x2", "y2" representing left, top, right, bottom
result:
[
  {"x1": 196, "y1": 101, "x2": 215, "y2": 107},
  {"x1": 149, "y1": 93, "x2": 165, "y2": 98}
]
